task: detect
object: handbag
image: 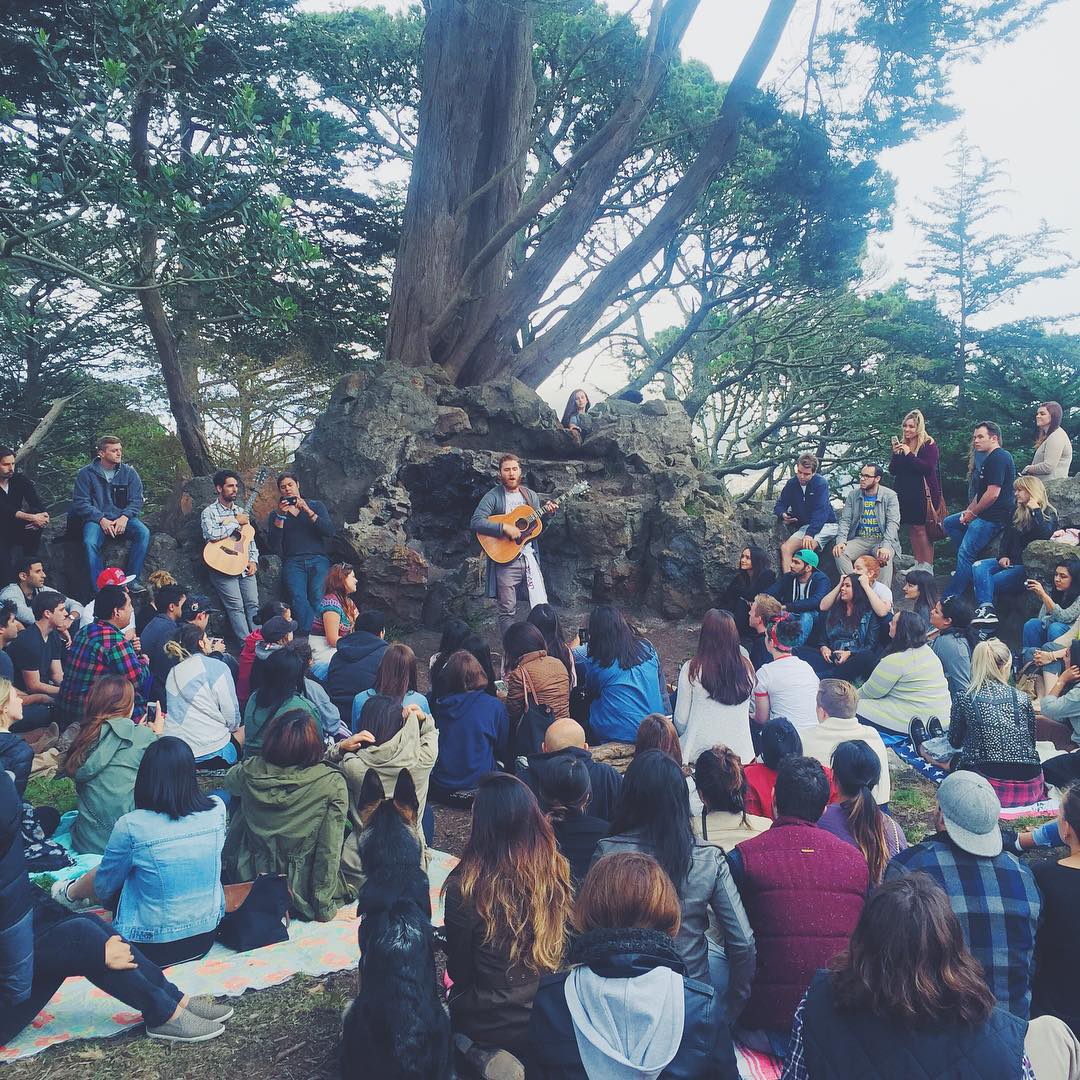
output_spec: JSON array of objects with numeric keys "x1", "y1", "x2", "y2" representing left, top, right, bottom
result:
[
  {"x1": 923, "y1": 479, "x2": 947, "y2": 542},
  {"x1": 1015, "y1": 660, "x2": 1040, "y2": 700},
  {"x1": 511, "y1": 665, "x2": 555, "y2": 762},
  {"x1": 217, "y1": 873, "x2": 290, "y2": 952}
]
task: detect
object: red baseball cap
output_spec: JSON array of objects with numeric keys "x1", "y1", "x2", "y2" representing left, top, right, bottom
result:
[{"x1": 96, "y1": 567, "x2": 136, "y2": 589}]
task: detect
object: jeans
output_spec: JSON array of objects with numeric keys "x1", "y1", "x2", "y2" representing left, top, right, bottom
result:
[
  {"x1": 789, "y1": 611, "x2": 817, "y2": 649},
  {"x1": 0, "y1": 909, "x2": 33, "y2": 1006},
  {"x1": 941, "y1": 514, "x2": 1003, "y2": 598},
  {"x1": 971, "y1": 560, "x2": 1028, "y2": 606},
  {"x1": 280, "y1": 554, "x2": 329, "y2": 634},
  {"x1": 0, "y1": 733, "x2": 33, "y2": 797},
  {"x1": 495, "y1": 559, "x2": 528, "y2": 640},
  {"x1": 1023, "y1": 619, "x2": 1071, "y2": 669},
  {"x1": 0, "y1": 912, "x2": 183, "y2": 1045},
  {"x1": 208, "y1": 569, "x2": 259, "y2": 642},
  {"x1": 83, "y1": 518, "x2": 150, "y2": 586}
]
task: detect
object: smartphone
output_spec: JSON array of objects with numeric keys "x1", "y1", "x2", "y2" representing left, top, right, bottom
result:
[
  {"x1": 891, "y1": 436, "x2": 900, "y2": 447},
  {"x1": 144, "y1": 702, "x2": 159, "y2": 725},
  {"x1": 578, "y1": 627, "x2": 590, "y2": 645}
]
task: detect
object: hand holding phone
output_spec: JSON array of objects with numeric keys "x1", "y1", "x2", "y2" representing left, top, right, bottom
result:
[{"x1": 578, "y1": 627, "x2": 590, "y2": 645}]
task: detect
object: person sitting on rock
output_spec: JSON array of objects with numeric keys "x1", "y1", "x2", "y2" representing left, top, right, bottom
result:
[
  {"x1": 560, "y1": 388, "x2": 592, "y2": 439},
  {"x1": 766, "y1": 548, "x2": 831, "y2": 649},
  {"x1": 70, "y1": 435, "x2": 150, "y2": 593},
  {"x1": 0, "y1": 446, "x2": 49, "y2": 589},
  {"x1": 833, "y1": 463, "x2": 901, "y2": 588},
  {"x1": 774, "y1": 452, "x2": 838, "y2": 574},
  {"x1": 0, "y1": 556, "x2": 83, "y2": 629}
]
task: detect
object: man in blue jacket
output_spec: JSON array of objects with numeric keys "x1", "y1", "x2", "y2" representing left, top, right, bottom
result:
[
  {"x1": 70, "y1": 436, "x2": 149, "y2": 592},
  {"x1": 774, "y1": 452, "x2": 838, "y2": 573},
  {"x1": 767, "y1": 549, "x2": 831, "y2": 648}
]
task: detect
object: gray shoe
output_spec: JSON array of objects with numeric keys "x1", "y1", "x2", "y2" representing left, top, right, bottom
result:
[
  {"x1": 454, "y1": 1034, "x2": 525, "y2": 1080},
  {"x1": 185, "y1": 995, "x2": 234, "y2": 1023},
  {"x1": 146, "y1": 1008, "x2": 224, "y2": 1043},
  {"x1": 55, "y1": 722, "x2": 81, "y2": 757}
]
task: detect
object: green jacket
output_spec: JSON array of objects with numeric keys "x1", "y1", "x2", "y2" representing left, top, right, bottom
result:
[
  {"x1": 242, "y1": 693, "x2": 318, "y2": 757},
  {"x1": 71, "y1": 715, "x2": 157, "y2": 855},
  {"x1": 221, "y1": 755, "x2": 353, "y2": 922}
]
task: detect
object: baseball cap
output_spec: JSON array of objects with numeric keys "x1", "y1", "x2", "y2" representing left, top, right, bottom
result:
[
  {"x1": 261, "y1": 616, "x2": 298, "y2": 644},
  {"x1": 181, "y1": 595, "x2": 212, "y2": 620},
  {"x1": 96, "y1": 567, "x2": 136, "y2": 589},
  {"x1": 937, "y1": 771, "x2": 1002, "y2": 857},
  {"x1": 795, "y1": 548, "x2": 819, "y2": 569}
]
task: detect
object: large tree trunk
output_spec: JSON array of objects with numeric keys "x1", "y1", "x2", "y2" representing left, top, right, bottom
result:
[
  {"x1": 130, "y1": 90, "x2": 215, "y2": 475},
  {"x1": 385, "y1": 0, "x2": 536, "y2": 382}
]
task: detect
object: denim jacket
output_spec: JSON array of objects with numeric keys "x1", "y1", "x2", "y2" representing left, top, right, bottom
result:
[{"x1": 94, "y1": 797, "x2": 227, "y2": 943}]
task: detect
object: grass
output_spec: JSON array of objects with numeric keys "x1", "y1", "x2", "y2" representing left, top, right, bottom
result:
[{"x1": 25, "y1": 775, "x2": 77, "y2": 815}]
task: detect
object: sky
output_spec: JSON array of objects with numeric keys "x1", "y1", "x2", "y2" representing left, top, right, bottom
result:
[{"x1": 303, "y1": 0, "x2": 1080, "y2": 403}]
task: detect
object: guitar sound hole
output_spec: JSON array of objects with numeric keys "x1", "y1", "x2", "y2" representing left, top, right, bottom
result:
[{"x1": 515, "y1": 517, "x2": 529, "y2": 529}]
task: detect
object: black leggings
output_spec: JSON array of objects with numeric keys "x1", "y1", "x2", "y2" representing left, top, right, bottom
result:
[
  {"x1": 137, "y1": 930, "x2": 217, "y2": 968},
  {"x1": 0, "y1": 912, "x2": 184, "y2": 1045}
]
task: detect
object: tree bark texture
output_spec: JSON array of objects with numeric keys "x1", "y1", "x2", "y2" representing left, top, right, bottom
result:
[{"x1": 385, "y1": 0, "x2": 797, "y2": 390}]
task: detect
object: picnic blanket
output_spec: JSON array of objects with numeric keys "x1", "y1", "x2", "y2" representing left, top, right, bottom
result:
[{"x1": 880, "y1": 732, "x2": 1060, "y2": 820}]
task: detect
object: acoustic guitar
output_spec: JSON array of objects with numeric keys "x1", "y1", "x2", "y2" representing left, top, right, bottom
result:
[
  {"x1": 476, "y1": 482, "x2": 589, "y2": 564},
  {"x1": 202, "y1": 466, "x2": 270, "y2": 576}
]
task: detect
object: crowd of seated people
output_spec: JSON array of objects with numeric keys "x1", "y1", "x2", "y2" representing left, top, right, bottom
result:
[{"x1": 1, "y1": 404, "x2": 1079, "y2": 1073}]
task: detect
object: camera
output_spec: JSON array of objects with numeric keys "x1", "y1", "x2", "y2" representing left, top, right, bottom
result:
[{"x1": 284, "y1": 496, "x2": 298, "y2": 506}]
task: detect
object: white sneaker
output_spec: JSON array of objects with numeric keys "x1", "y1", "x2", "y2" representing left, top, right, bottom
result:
[{"x1": 50, "y1": 878, "x2": 95, "y2": 912}]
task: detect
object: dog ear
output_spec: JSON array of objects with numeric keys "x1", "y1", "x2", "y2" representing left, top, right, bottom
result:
[
  {"x1": 358, "y1": 768, "x2": 387, "y2": 812},
  {"x1": 392, "y1": 768, "x2": 419, "y2": 815}
]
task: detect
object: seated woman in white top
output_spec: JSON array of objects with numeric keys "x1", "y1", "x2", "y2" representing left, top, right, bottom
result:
[
  {"x1": 675, "y1": 608, "x2": 755, "y2": 765},
  {"x1": 855, "y1": 610, "x2": 951, "y2": 735},
  {"x1": 164, "y1": 623, "x2": 243, "y2": 766},
  {"x1": 692, "y1": 745, "x2": 771, "y2": 849}
]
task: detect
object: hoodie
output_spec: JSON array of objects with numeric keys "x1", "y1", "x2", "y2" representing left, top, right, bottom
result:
[
  {"x1": 221, "y1": 755, "x2": 353, "y2": 921},
  {"x1": 431, "y1": 690, "x2": 510, "y2": 793},
  {"x1": 522, "y1": 745, "x2": 623, "y2": 822},
  {"x1": 325, "y1": 631, "x2": 389, "y2": 725},
  {"x1": 327, "y1": 709, "x2": 439, "y2": 892},
  {"x1": 71, "y1": 715, "x2": 157, "y2": 855}
]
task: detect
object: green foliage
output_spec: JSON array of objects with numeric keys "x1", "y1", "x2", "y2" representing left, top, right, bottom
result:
[{"x1": 24, "y1": 775, "x2": 77, "y2": 815}]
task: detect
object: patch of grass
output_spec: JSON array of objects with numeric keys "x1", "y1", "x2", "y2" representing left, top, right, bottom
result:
[
  {"x1": 890, "y1": 785, "x2": 934, "y2": 813},
  {"x1": 24, "y1": 775, "x2": 77, "y2": 815}
]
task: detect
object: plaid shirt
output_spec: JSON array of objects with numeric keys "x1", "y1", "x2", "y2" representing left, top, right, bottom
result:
[
  {"x1": 200, "y1": 499, "x2": 258, "y2": 566},
  {"x1": 885, "y1": 833, "x2": 1041, "y2": 1019},
  {"x1": 782, "y1": 994, "x2": 1037, "y2": 1080},
  {"x1": 57, "y1": 619, "x2": 151, "y2": 722}
]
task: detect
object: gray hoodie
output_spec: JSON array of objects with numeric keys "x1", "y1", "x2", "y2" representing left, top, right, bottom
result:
[{"x1": 564, "y1": 964, "x2": 684, "y2": 1079}]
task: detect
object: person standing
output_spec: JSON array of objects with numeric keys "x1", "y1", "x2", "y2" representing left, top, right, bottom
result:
[
  {"x1": 200, "y1": 470, "x2": 259, "y2": 643},
  {"x1": 0, "y1": 447, "x2": 48, "y2": 588},
  {"x1": 833, "y1": 464, "x2": 901, "y2": 587},
  {"x1": 888, "y1": 408, "x2": 942, "y2": 573},
  {"x1": 70, "y1": 436, "x2": 150, "y2": 591},
  {"x1": 1022, "y1": 401, "x2": 1073, "y2": 481},
  {"x1": 470, "y1": 454, "x2": 557, "y2": 638},
  {"x1": 942, "y1": 422, "x2": 1017, "y2": 601},
  {"x1": 265, "y1": 472, "x2": 334, "y2": 634},
  {"x1": 774, "y1": 453, "x2": 838, "y2": 574}
]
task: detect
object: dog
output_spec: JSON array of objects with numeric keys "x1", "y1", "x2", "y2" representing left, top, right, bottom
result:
[{"x1": 340, "y1": 768, "x2": 452, "y2": 1080}]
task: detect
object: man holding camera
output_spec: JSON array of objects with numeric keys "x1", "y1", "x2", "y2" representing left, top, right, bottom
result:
[{"x1": 266, "y1": 472, "x2": 335, "y2": 633}]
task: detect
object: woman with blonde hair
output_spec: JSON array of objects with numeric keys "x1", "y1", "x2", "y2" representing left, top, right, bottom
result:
[
  {"x1": 66, "y1": 675, "x2": 162, "y2": 854},
  {"x1": 442, "y1": 773, "x2": 572, "y2": 1067},
  {"x1": 1023, "y1": 400, "x2": 1073, "y2": 480},
  {"x1": 888, "y1": 408, "x2": 942, "y2": 571},
  {"x1": 970, "y1": 475, "x2": 1057, "y2": 628},
  {"x1": 913, "y1": 639, "x2": 1043, "y2": 806},
  {"x1": 0, "y1": 675, "x2": 34, "y2": 796}
]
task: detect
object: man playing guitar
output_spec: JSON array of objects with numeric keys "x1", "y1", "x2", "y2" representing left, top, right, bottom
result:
[
  {"x1": 470, "y1": 454, "x2": 556, "y2": 637},
  {"x1": 200, "y1": 470, "x2": 259, "y2": 642}
]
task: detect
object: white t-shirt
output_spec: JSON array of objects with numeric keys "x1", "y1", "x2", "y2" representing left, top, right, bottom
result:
[
  {"x1": 872, "y1": 581, "x2": 893, "y2": 607},
  {"x1": 753, "y1": 655, "x2": 820, "y2": 732},
  {"x1": 82, "y1": 602, "x2": 137, "y2": 641}
]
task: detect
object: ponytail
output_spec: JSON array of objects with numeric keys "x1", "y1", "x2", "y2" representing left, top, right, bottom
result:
[
  {"x1": 694, "y1": 745, "x2": 749, "y2": 827},
  {"x1": 164, "y1": 623, "x2": 206, "y2": 666},
  {"x1": 845, "y1": 783, "x2": 890, "y2": 885}
]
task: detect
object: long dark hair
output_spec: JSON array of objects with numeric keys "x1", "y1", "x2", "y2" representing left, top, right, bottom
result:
[
  {"x1": 904, "y1": 570, "x2": 939, "y2": 621},
  {"x1": 1053, "y1": 560, "x2": 1080, "y2": 609},
  {"x1": 358, "y1": 694, "x2": 407, "y2": 746},
  {"x1": 430, "y1": 618, "x2": 471, "y2": 694},
  {"x1": 459, "y1": 632, "x2": 498, "y2": 695},
  {"x1": 448, "y1": 774, "x2": 572, "y2": 973},
  {"x1": 1035, "y1": 400, "x2": 1063, "y2": 444},
  {"x1": 694, "y1": 746, "x2": 749, "y2": 826},
  {"x1": 887, "y1": 610, "x2": 928, "y2": 655},
  {"x1": 830, "y1": 873, "x2": 996, "y2": 1027},
  {"x1": 689, "y1": 608, "x2": 754, "y2": 703},
  {"x1": 560, "y1": 388, "x2": 590, "y2": 426},
  {"x1": 252, "y1": 648, "x2": 306, "y2": 716},
  {"x1": 527, "y1": 604, "x2": 574, "y2": 679},
  {"x1": 759, "y1": 716, "x2": 802, "y2": 770},
  {"x1": 635, "y1": 714, "x2": 682, "y2": 766},
  {"x1": 134, "y1": 737, "x2": 215, "y2": 819},
  {"x1": 938, "y1": 595, "x2": 979, "y2": 655},
  {"x1": 586, "y1": 604, "x2": 649, "y2": 670},
  {"x1": 831, "y1": 741, "x2": 890, "y2": 885},
  {"x1": 65, "y1": 675, "x2": 135, "y2": 775},
  {"x1": 827, "y1": 574, "x2": 871, "y2": 633},
  {"x1": 537, "y1": 754, "x2": 592, "y2": 822},
  {"x1": 741, "y1": 544, "x2": 771, "y2": 583},
  {"x1": 610, "y1": 750, "x2": 693, "y2": 887},
  {"x1": 502, "y1": 621, "x2": 547, "y2": 672}
]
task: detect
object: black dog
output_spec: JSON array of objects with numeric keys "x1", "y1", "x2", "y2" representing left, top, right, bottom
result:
[{"x1": 340, "y1": 768, "x2": 452, "y2": 1080}]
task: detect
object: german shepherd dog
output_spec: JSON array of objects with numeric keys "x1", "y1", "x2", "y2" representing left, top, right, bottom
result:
[{"x1": 340, "y1": 768, "x2": 452, "y2": 1080}]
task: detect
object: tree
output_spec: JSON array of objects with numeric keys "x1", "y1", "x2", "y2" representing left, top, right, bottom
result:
[
  {"x1": 0, "y1": 0, "x2": 398, "y2": 473},
  {"x1": 911, "y1": 133, "x2": 1076, "y2": 402},
  {"x1": 383, "y1": 0, "x2": 1055, "y2": 390}
]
